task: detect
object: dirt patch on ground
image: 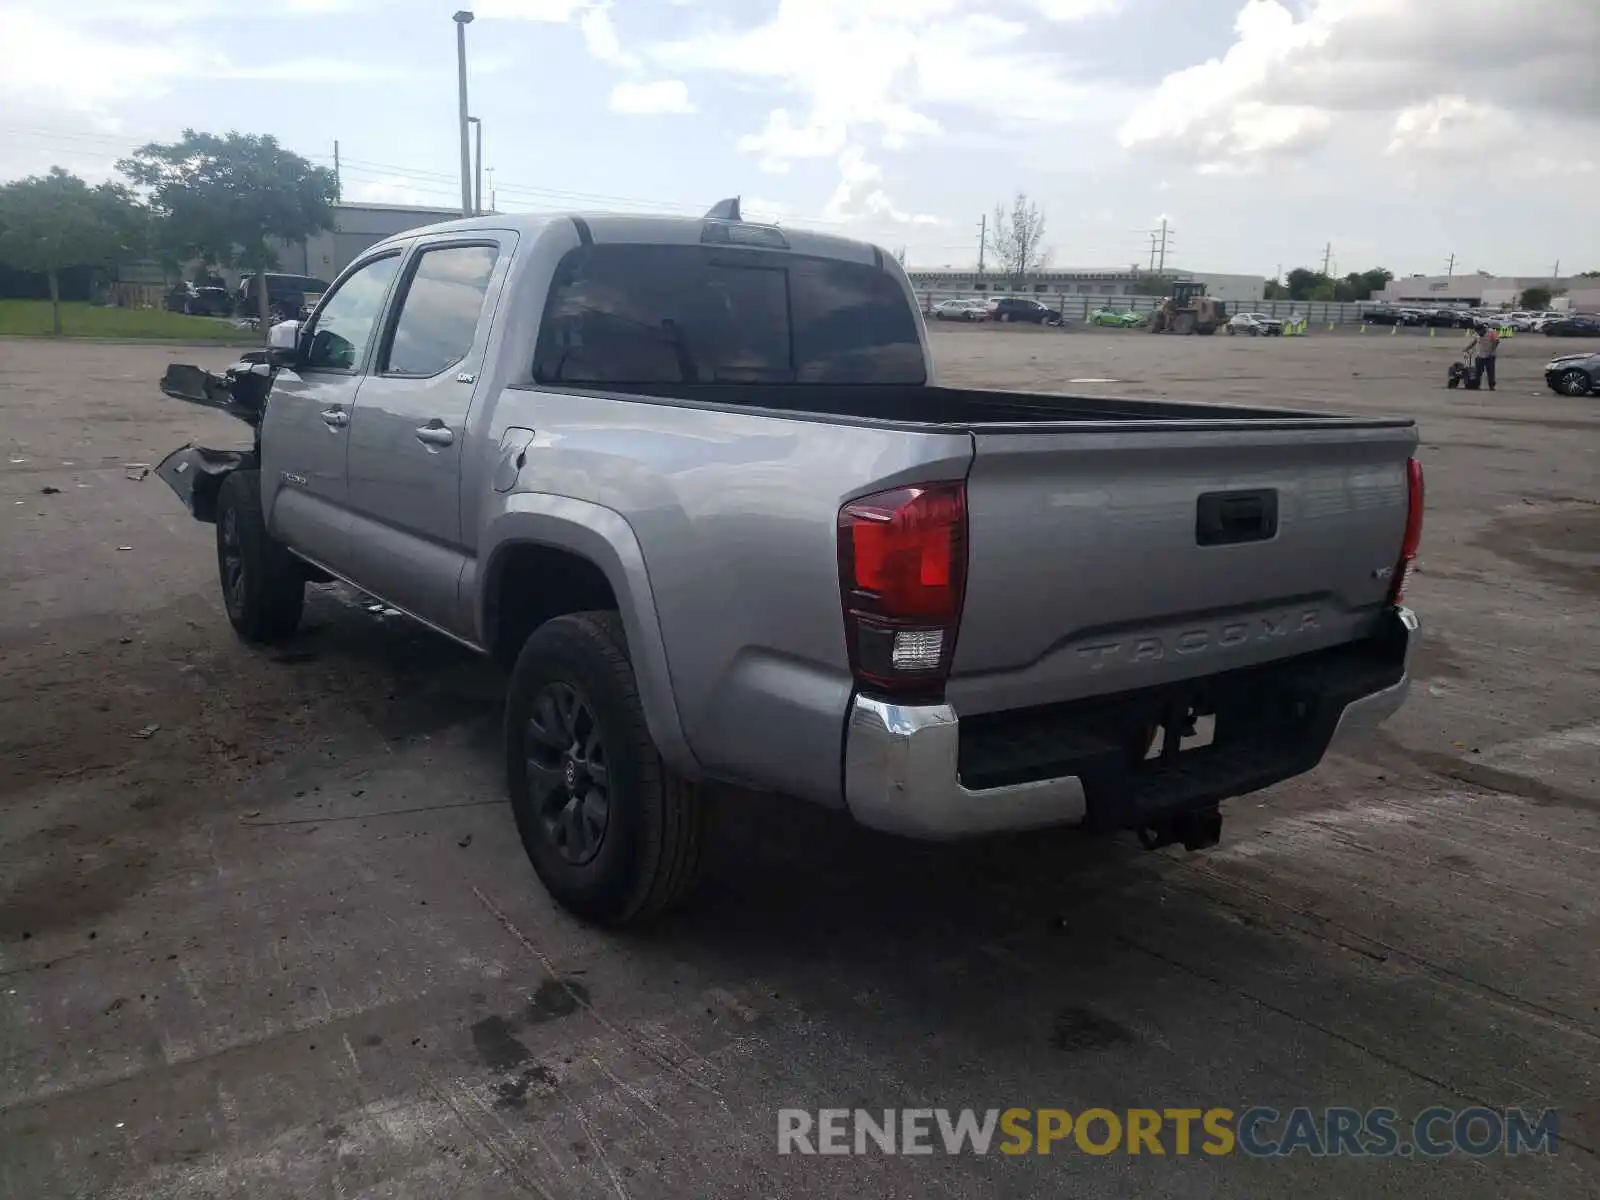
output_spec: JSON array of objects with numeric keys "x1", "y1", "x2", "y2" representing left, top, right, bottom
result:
[{"x1": 1474, "y1": 501, "x2": 1600, "y2": 597}]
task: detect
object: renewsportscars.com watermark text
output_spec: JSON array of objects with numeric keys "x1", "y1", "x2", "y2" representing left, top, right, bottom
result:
[{"x1": 777, "y1": 1107, "x2": 1559, "y2": 1158}]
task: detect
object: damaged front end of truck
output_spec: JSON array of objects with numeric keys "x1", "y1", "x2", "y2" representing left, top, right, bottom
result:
[{"x1": 155, "y1": 324, "x2": 296, "y2": 523}]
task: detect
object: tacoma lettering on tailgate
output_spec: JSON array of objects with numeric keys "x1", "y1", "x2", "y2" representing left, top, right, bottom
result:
[{"x1": 1075, "y1": 609, "x2": 1322, "y2": 670}]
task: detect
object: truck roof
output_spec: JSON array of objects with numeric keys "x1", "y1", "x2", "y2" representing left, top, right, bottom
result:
[{"x1": 367, "y1": 210, "x2": 884, "y2": 266}]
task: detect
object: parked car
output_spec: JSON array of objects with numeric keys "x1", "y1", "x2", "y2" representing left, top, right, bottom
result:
[
  {"x1": 1088, "y1": 307, "x2": 1144, "y2": 328},
  {"x1": 1542, "y1": 314, "x2": 1600, "y2": 337},
  {"x1": 1393, "y1": 308, "x2": 1430, "y2": 326},
  {"x1": 235, "y1": 273, "x2": 331, "y2": 321},
  {"x1": 165, "y1": 282, "x2": 232, "y2": 317},
  {"x1": 1226, "y1": 312, "x2": 1284, "y2": 336},
  {"x1": 1423, "y1": 308, "x2": 1471, "y2": 328},
  {"x1": 1361, "y1": 306, "x2": 1403, "y2": 325},
  {"x1": 930, "y1": 299, "x2": 988, "y2": 322},
  {"x1": 986, "y1": 296, "x2": 1063, "y2": 325},
  {"x1": 1544, "y1": 351, "x2": 1599, "y2": 396},
  {"x1": 153, "y1": 206, "x2": 1422, "y2": 926},
  {"x1": 1531, "y1": 312, "x2": 1568, "y2": 332}
]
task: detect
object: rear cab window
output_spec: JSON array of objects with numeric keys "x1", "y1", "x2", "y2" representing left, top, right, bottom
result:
[{"x1": 533, "y1": 244, "x2": 926, "y2": 386}]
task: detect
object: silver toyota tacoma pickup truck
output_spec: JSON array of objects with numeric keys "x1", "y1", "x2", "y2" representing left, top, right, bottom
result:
[{"x1": 155, "y1": 202, "x2": 1423, "y2": 926}]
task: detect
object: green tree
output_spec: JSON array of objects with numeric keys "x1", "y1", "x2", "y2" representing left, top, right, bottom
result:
[
  {"x1": 1285, "y1": 267, "x2": 1323, "y2": 301},
  {"x1": 0, "y1": 168, "x2": 139, "y2": 334},
  {"x1": 118, "y1": 129, "x2": 339, "y2": 330},
  {"x1": 1519, "y1": 285, "x2": 1553, "y2": 310}
]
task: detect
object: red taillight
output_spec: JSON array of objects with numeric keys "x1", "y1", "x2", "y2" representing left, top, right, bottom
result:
[
  {"x1": 1389, "y1": 457, "x2": 1424, "y2": 604},
  {"x1": 838, "y1": 482, "x2": 967, "y2": 695}
]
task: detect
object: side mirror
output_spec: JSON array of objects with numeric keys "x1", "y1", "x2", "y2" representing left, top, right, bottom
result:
[
  {"x1": 266, "y1": 319, "x2": 300, "y2": 351},
  {"x1": 266, "y1": 319, "x2": 302, "y2": 366}
]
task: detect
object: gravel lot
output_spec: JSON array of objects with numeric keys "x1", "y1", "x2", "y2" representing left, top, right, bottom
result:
[{"x1": 2, "y1": 329, "x2": 1598, "y2": 1198}]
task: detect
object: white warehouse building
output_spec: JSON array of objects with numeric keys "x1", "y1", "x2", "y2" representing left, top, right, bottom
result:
[{"x1": 1375, "y1": 273, "x2": 1600, "y2": 311}]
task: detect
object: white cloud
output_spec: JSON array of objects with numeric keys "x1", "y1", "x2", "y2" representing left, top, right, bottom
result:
[
  {"x1": 228, "y1": 57, "x2": 404, "y2": 83},
  {"x1": 580, "y1": 3, "x2": 637, "y2": 67},
  {"x1": 1118, "y1": 0, "x2": 1331, "y2": 172},
  {"x1": 822, "y1": 146, "x2": 940, "y2": 226},
  {"x1": 609, "y1": 80, "x2": 695, "y2": 115},
  {"x1": 1121, "y1": 0, "x2": 1600, "y2": 175},
  {"x1": 0, "y1": 9, "x2": 188, "y2": 110},
  {"x1": 654, "y1": 0, "x2": 1103, "y2": 171},
  {"x1": 1031, "y1": 0, "x2": 1123, "y2": 20},
  {"x1": 475, "y1": 0, "x2": 587, "y2": 19},
  {"x1": 652, "y1": 0, "x2": 1109, "y2": 236}
]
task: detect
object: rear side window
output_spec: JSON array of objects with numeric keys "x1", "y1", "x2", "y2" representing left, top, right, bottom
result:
[
  {"x1": 533, "y1": 244, "x2": 925, "y2": 386},
  {"x1": 384, "y1": 244, "x2": 500, "y2": 376}
]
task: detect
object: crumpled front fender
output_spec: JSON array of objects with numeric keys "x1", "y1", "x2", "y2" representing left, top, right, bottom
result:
[{"x1": 156, "y1": 444, "x2": 254, "y2": 524}]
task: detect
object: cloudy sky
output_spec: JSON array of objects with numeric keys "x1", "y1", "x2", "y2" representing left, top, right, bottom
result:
[{"x1": 2, "y1": 0, "x2": 1596, "y2": 277}]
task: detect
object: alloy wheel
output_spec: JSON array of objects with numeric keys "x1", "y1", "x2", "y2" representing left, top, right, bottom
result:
[{"x1": 524, "y1": 681, "x2": 611, "y2": 865}]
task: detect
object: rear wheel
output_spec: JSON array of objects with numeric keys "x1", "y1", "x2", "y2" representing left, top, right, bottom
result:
[
  {"x1": 214, "y1": 471, "x2": 304, "y2": 642},
  {"x1": 1555, "y1": 369, "x2": 1592, "y2": 397},
  {"x1": 506, "y1": 612, "x2": 707, "y2": 926}
]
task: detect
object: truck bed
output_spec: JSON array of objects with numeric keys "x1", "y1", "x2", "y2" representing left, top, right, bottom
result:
[{"x1": 598, "y1": 382, "x2": 1410, "y2": 429}]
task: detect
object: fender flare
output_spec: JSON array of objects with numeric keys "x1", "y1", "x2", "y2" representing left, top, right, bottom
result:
[{"x1": 478, "y1": 495, "x2": 700, "y2": 779}]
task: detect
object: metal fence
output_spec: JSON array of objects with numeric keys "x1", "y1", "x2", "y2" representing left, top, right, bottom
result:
[{"x1": 916, "y1": 292, "x2": 1389, "y2": 326}]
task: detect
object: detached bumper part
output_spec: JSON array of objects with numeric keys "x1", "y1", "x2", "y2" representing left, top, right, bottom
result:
[{"x1": 843, "y1": 606, "x2": 1419, "y2": 840}]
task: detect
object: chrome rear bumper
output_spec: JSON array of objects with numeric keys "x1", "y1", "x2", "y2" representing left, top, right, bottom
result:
[{"x1": 842, "y1": 607, "x2": 1418, "y2": 840}]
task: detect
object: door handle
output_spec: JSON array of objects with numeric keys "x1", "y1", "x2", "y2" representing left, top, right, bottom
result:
[
  {"x1": 320, "y1": 408, "x2": 349, "y2": 428},
  {"x1": 414, "y1": 422, "x2": 455, "y2": 448}
]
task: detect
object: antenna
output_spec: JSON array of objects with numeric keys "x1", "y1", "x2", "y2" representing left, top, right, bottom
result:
[{"x1": 705, "y1": 197, "x2": 742, "y2": 221}]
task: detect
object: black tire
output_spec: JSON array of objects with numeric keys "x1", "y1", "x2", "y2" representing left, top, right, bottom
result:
[
  {"x1": 214, "y1": 471, "x2": 304, "y2": 642},
  {"x1": 506, "y1": 611, "x2": 706, "y2": 926},
  {"x1": 1555, "y1": 369, "x2": 1592, "y2": 397}
]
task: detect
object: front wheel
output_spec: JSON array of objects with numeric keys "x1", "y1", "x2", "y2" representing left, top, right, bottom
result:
[
  {"x1": 214, "y1": 471, "x2": 305, "y2": 642},
  {"x1": 1555, "y1": 369, "x2": 1592, "y2": 397},
  {"x1": 506, "y1": 612, "x2": 707, "y2": 926}
]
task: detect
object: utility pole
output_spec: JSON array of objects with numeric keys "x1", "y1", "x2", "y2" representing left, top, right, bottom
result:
[
  {"x1": 976, "y1": 213, "x2": 987, "y2": 276},
  {"x1": 1321, "y1": 241, "x2": 1331, "y2": 276},
  {"x1": 1446, "y1": 252, "x2": 1455, "y2": 279},
  {"x1": 467, "y1": 116, "x2": 483, "y2": 215},
  {"x1": 333, "y1": 140, "x2": 341, "y2": 193},
  {"x1": 1148, "y1": 232, "x2": 1158, "y2": 272},
  {"x1": 453, "y1": 11, "x2": 475, "y2": 217},
  {"x1": 487, "y1": 167, "x2": 496, "y2": 214},
  {"x1": 1151, "y1": 217, "x2": 1171, "y2": 272}
]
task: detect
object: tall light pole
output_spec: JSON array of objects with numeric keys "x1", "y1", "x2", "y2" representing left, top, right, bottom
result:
[
  {"x1": 467, "y1": 116, "x2": 483, "y2": 215},
  {"x1": 453, "y1": 10, "x2": 474, "y2": 217}
]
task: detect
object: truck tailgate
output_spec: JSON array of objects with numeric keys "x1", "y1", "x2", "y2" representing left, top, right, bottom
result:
[{"x1": 948, "y1": 419, "x2": 1418, "y2": 716}]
